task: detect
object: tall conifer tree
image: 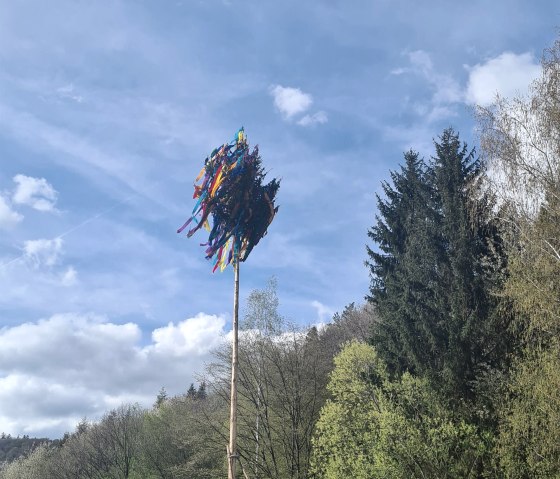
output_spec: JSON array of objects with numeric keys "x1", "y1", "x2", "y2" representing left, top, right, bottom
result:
[
  {"x1": 367, "y1": 150, "x2": 437, "y2": 375},
  {"x1": 368, "y1": 129, "x2": 509, "y2": 404}
]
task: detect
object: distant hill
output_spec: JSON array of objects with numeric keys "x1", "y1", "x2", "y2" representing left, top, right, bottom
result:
[{"x1": 0, "y1": 435, "x2": 57, "y2": 464}]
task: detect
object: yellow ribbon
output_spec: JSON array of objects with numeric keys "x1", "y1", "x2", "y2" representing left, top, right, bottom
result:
[{"x1": 194, "y1": 166, "x2": 205, "y2": 183}]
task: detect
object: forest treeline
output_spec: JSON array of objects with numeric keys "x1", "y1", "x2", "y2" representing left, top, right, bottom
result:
[
  {"x1": 2, "y1": 38, "x2": 559, "y2": 479},
  {"x1": 0, "y1": 435, "x2": 59, "y2": 464}
]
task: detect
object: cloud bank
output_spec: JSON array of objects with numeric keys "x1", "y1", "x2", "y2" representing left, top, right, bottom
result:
[{"x1": 0, "y1": 312, "x2": 228, "y2": 438}]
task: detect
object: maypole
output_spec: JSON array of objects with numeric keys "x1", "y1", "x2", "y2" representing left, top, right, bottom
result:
[
  {"x1": 229, "y1": 259, "x2": 239, "y2": 478},
  {"x1": 178, "y1": 128, "x2": 280, "y2": 478}
]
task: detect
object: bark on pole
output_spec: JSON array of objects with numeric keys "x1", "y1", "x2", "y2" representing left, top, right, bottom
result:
[{"x1": 228, "y1": 258, "x2": 240, "y2": 479}]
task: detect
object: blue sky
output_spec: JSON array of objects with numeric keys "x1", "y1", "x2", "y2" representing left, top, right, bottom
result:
[{"x1": 0, "y1": 0, "x2": 558, "y2": 437}]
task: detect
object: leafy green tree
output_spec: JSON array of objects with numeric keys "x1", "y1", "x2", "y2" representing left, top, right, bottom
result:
[
  {"x1": 375, "y1": 373, "x2": 491, "y2": 478},
  {"x1": 0, "y1": 444, "x2": 56, "y2": 479},
  {"x1": 242, "y1": 277, "x2": 283, "y2": 335},
  {"x1": 48, "y1": 420, "x2": 100, "y2": 479},
  {"x1": 310, "y1": 342, "x2": 386, "y2": 479},
  {"x1": 477, "y1": 36, "x2": 560, "y2": 477},
  {"x1": 497, "y1": 347, "x2": 560, "y2": 478},
  {"x1": 207, "y1": 280, "x2": 339, "y2": 479},
  {"x1": 491, "y1": 136, "x2": 560, "y2": 479},
  {"x1": 139, "y1": 394, "x2": 225, "y2": 479},
  {"x1": 310, "y1": 342, "x2": 490, "y2": 479}
]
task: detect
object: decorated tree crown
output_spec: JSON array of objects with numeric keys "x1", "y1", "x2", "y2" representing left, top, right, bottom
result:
[{"x1": 178, "y1": 128, "x2": 280, "y2": 272}]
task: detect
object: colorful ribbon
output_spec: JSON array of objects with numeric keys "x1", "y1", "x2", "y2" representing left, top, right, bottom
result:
[{"x1": 178, "y1": 128, "x2": 280, "y2": 272}]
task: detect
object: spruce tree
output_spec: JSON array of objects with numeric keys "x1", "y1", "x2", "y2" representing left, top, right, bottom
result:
[
  {"x1": 197, "y1": 382, "x2": 207, "y2": 400},
  {"x1": 429, "y1": 128, "x2": 509, "y2": 401},
  {"x1": 368, "y1": 129, "x2": 509, "y2": 404},
  {"x1": 154, "y1": 387, "x2": 168, "y2": 408},
  {"x1": 430, "y1": 129, "x2": 480, "y2": 399},
  {"x1": 367, "y1": 149, "x2": 437, "y2": 375},
  {"x1": 186, "y1": 383, "x2": 197, "y2": 399}
]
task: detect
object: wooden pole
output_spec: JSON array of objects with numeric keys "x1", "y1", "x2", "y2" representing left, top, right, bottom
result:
[{"x1": 228, "y1": 259, "x2": 240, "y2": 479}]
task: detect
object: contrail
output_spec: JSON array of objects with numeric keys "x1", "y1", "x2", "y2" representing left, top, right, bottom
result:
[
  {"x1": 57, "y1": 197, "x2": 133, "y2": 240},
  {"x1": 0, "y1": 184, "x2": 160, "y2": 271}
]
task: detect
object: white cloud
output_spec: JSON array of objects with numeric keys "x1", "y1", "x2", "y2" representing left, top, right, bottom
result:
[
  {"x1": 311, "y1": 300, "x2": 335, "y2": 323},
  {"x1": 12, "y1": 174, "x2": 58, "y2": 212},
  {"x1": 392, "y1": 50, "x2": 462, "y2": 124},
  {"x1": 270, "y1": 85, "x2": 313, "y2": 119},
  {"x1": 426, "y1": 105, "x2": 458, "y2": 123},
  {"x1": 23, "y1": 238, "x2": 63, "y2": 267},
  {"x1": 149, "y1": 313, "x2": 226, "y2": 356},
  {"x1": 56, "y1": 84, "x2": 84, "y2": 103},
  {"x1": 297, "y1": 111, "x2": 328, "y2": 126},
  {"x1": 0, "y1": 312, "x2": 228, "y2": 437},
  {"x1": 390, "y1": 67, "x2": 408, "y2": 76},
  {"x1": 465, "y1": 52, "x2": 540, "y2": 106},
  {"x1": 0, "y1": 217, "x2": 212, "y2": 322},
  {"x1": 408, "y1": 50, "x2": 463, "y2": 104},
  {"x1": 0, "y1": 195, "x2": 23, "y2": 229},
  {"x1": 60, "y1": 266, "x2": 78, "y2": 286},
  {"x1": 409, "y1": 49, "x2": 434, "y2": 73}
]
